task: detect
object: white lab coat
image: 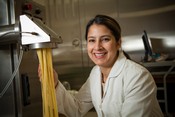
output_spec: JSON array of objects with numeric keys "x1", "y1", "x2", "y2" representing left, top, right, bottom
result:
[{"x1": 55, "y1": 51, "x2": 163, "y2": 117}]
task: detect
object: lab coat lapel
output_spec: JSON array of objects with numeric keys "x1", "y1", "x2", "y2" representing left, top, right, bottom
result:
[
  {"x1": 90, "y1": 66, "x2": 103, "y2": 105},
  {"x1": 103, "y1": 51, "x2": 126, "y2": 95},
  {"x1": 108, "y1": 51, "x2": 126, "y2": 78}
]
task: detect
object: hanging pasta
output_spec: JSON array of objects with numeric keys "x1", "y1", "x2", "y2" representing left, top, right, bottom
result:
[{"x1": 37, "y1": 48, "x2": 58, "y2": 117}]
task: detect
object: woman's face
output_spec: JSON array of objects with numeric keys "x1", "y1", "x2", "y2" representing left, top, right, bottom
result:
[{"x1": 87, "y1": 24, "x2": 121, "y2": 68}]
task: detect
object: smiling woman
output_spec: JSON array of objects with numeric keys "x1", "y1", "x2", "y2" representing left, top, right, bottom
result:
[{"x1": 38, "y1": 14, "x2": 164, "y2": 117}]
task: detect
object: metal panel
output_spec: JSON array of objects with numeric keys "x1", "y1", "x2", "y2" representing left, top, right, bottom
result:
[
  {"x1": 44, "y1": 0, "x2": 175, "y2": 90},
  {"x1": 0, "y1": 0, "x2": 22, "y2": 116},
  {"x1": 44, "y1": 0, "x2": 120, "y2": 90},
  {"x1": 0, "y1": 0, "x2": 15, "y2": 26},
  {"x1": 0, "y1": 45, "x2": 16, "y2": 117},
  {"x1": 0, "y1": 44, "x2": 22, "y2": 117}
]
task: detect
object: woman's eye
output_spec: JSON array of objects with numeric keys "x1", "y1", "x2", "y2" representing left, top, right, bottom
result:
[
  {"x1": 88, "y1": 39, "x2": 95, "y2": 43},
  {"x1": 102, "y1": 38, "x2": 110, "y2": 42}
]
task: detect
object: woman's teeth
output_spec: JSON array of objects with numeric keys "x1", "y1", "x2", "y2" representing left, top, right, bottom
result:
[{"x1": 95, "y1": 53, "x2": 105, "y2": 57}]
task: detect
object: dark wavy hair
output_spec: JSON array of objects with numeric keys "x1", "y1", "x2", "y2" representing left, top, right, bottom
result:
[{"x1": 85, "y1": 15, "x2": 121, "y2": 42}]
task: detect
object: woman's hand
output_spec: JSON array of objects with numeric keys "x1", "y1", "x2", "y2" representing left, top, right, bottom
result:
[
  {"x1": 53, "y1": 69, "x2": 59, "y2": 88},
  {"x1": 38, "y1": 64, "x2": 59, "y2": 88}
]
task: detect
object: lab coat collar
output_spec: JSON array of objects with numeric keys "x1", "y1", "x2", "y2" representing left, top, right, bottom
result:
[{"x1": 108, "y1": 50, "x2": 127, "y2": 78}]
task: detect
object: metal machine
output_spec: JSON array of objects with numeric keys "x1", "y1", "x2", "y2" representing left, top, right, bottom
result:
[{"x1": 0, "y1": 0, "x2": 62, "y2": 116}]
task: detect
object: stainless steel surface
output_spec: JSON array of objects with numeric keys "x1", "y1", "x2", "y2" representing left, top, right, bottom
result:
[
  {"x1": 0, "y1": 0, "x2": 15, "y2": 26},
  {"x1": 44, "y1": 0, "x2": 175, "y2": 90},
  {"x1": 0, "y1": 0, "x2": 23, "y2": 116},
  {"x1": 19, "y1": 50, "x2": 42, "y2": 117},
  {"x1": 0, "y1": 29, "x2": 20, "y2": 44},
  {"x1": 45, "y1": 0, "x2": 120, "y2": 90},
  {"x1": 30, "y1": 16, "x2": 63, "y2": 45},
  {"x1": 0, "y1": 0, "x2": 43, "y2": 117},
  {"x1": 24, "y1": 16, "x2": 63, "y2": 49},
  {"x1": 28, "y1": 42, "x2": 58, "y2": 49},
  {"x1": 0, "y1": 44, "x2": 22, "y2": 117},
  {"x1": 0, "y1": 0, "x2": 19, "y2": 44},
  {"x1": 22, "y1": 1, "x2": 46, "y2": 22}
]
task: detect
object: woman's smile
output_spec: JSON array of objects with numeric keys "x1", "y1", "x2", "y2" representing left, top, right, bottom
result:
[{"x1": 94, "y1": 52, "x2": 107, "y2": 59}]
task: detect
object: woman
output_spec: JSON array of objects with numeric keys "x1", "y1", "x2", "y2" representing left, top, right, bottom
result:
[{"x1": 39, "y1": 15, "x2": 163, "y2": 117}]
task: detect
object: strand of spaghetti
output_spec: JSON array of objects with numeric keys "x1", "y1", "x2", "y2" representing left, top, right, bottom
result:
[
  {"x1": 47, "y1": 49, "x2": 54, "y2": 116},
  {"x1": 46, "y1": 49, "x2": 53, "y2": 117},
  {"x1": 43, "y1": 49, "x2": 49, "y2": 117},
  {"x1": 42, "y1": 49, "x2": 49, "y2": 117},
  {"x1": 45, "y1": 49, "x2": 51, "y2": 117}
]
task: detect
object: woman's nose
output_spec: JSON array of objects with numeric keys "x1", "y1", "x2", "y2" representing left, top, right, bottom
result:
[{"x1": 94, "y1": 41, "x2": 102, "y2": 50}]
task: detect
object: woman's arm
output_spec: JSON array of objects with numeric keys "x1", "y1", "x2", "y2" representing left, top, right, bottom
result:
[
  {"x1": 38, "y1": 65, "x2": 93, "y2": 117},
  {"x1": 55, "y1": 78, "x2": 93, "y2": 117}
]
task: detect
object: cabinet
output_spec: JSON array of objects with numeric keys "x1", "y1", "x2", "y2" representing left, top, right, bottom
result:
[{"x1": 141, "y1": 60, "x2": 175, "y2": 116}]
